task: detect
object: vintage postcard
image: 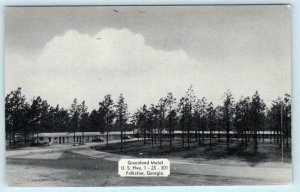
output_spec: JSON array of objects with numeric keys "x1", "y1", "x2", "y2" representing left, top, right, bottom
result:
[{"x1": 5, "y1": 5, "x2": 291, "y2": 186}]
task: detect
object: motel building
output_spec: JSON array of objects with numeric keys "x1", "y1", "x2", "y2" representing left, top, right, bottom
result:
[
  {"x1": 33, "y1": 130, "x2": 279, "y2": 145},
  {"x1": 33, "y1": 131, "x2": 133, "y2": 145}
]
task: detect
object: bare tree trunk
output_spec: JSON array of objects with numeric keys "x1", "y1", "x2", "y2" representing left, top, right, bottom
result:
[
  {"x1": 286, "y1": 117, "x2": 289, "y2": 148},
  {"x1": 73, "y1": 131, "x2": 75, "y2": 143},
  {"x1": 245, "y1": 130, "x2": 248, "y2": 147},
  {"x1": 276, "y1": 125, "x2": 279, "y2": 144},
  {"x1": 226, "y1": 120, "x2": 229, "y2": 150},
  {"x1": 187, "y1": 117, "x2": 190, "y2": 148},
  {"x1": 182, "y1": 130, "x2": 185, "y2": 148},
  {"x1": 218, "y1": 122, "x2": 221, "y2": 142},
  {"x1": 143, "y1": 128, "x2": 146, "y2": 145},
  {"x1": 209, "y1": 120, "x2": 212, "y2": 148},
  {"x1": 285, "y1": 111, "x2": 289, "y2": 148},
  {"x1": 121, "y1": 128, "x2": 123, "y2": 152},
  {"x1": 37, "y1": 131, "x2": 39, "y2": 144},
  {"x1": 241, "y1": 130, "x2": 244, "y2": 145},
  {"x1": 154, "y1": 129, "x2": 157, "y2": 144},
  {"x1": 151, "y1": 129, "x2": 154, "y2": 148},
  {"x1": 169, "y1": 117, "x2": 172, "y2": 148},
  {"x1": 124, "y1": 130, "x2": 126, "y2": 149},
  {"x1": 9, "y1": 131, "x2": 12, "y2": 146},
  {"x1": 13, "y1": 132, "x2": 16, "y2": 146},
  {"x1": 106, "y1": 126, "x2": 109, "y2": 147},
  {"x1": 262, "y1": 126, "x2": 264, "y2": 143},
  {"x1": 198, "y1": 120, "x2": 201, "y2": 145},
  {"x1": 273, "y1": 119, "x2": 276, "y2": 142},
  {"x1": 202, "y1": 119, "x2": 205, "y2": 144},
  {"x1": 254, "y1": 129, "x2": 258, "y2": 152},
  {"x1": 82, "y1": 131, "x2": 84, "y2": 144},
  {"x1": 187, "y1": 129, "x2": 190, "y2": 148},
  {"x1": 24, "y1": 133, "x2": 27, "y2": 145},
  {"x1": 159, "y1": 122, "x2": 162, "y2": 148}
]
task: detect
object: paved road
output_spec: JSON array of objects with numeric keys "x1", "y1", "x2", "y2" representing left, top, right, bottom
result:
[{"x1": 6, "y1": 139, "x2": 139, "y2": 158}]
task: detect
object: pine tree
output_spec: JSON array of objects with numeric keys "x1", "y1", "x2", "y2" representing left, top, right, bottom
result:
[
  {"x1": 99, "y1": 95, "x2": 115, "y2": 147},
  {"x1": 115, "y1": 94, "x2": 129, "y2": 152},
  {"x1": 222, "y1": 90, "x2": 234, "y2": 150},
  {"x1": 250, "y1": 91, "x2": 266, "y2": 152}
]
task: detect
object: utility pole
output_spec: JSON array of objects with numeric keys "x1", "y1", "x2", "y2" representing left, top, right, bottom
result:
[{"x1": 281, "y1": 102, "x2": 284, "y2": 164}]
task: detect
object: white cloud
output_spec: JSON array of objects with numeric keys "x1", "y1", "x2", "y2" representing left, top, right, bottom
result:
[
  {"x1": 6, "y1": 29, "x2": 205, "y2": 112},
  {"x1": 5, "y1": 28, "x2": 291, "y2": 112}
]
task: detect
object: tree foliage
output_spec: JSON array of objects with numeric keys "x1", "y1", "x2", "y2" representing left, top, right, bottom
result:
[{"x1": 5, "y1": 87, "x2": 292, "y2": 152}]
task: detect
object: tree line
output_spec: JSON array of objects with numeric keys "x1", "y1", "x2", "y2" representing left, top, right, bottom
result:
[{"x1": 5, "y1": 87, "x2": 291, "y2": 152}]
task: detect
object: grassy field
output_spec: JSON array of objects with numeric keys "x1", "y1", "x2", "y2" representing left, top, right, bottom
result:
[
  {"x1": 93, "y1": 137, "x2": 291, "y2": 166},
  {"x1": 6, "y1": 138, "x2": 292, "y2": 186}
]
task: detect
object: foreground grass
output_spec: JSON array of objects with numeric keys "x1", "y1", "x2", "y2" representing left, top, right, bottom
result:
[
  {"x1": 6, "y1": 137, "x2": 292, "y2": 186},
  {"x1": 92, "y1": 137, "x2": 291, "y2": 166}
]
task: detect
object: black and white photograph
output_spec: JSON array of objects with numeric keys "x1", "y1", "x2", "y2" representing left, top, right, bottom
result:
[{"x1": 5, "y1": 5, "x2": 292, "y2": 186}]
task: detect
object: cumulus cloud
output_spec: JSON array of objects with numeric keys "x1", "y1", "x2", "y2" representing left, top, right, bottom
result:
[
  {"x1": 6, "y1": 28, "x2": 209, "y2": 112},
  {"x1": 5, "y1": 28, "x2": 291, "y2": 112}
]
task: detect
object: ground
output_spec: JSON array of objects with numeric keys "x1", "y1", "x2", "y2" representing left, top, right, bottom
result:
[{"x1": 6, "y1": 138, "x2": 292, "y2": 186}]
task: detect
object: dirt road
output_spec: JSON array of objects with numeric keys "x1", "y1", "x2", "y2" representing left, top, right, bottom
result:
[{"x1": 6, "y1": 141, "x2": 292, "y2": 186}]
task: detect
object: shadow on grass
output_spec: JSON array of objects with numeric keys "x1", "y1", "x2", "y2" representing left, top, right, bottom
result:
[
  {"x1": 92, "y1": 138, "x2": 291, "y2": 166},
  {"x1": 202, "y1": 143, "x2": 267, "y2": 167}
]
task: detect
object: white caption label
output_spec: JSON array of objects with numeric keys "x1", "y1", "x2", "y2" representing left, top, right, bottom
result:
[{"x1": 118, "y1": 159, "x2": 170, "y2": 177}]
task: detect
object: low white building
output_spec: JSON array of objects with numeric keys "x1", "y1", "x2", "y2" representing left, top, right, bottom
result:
[
  {"x1": 33, "y1": 130, "x2": 278, "y2": 145},
  {"x1": 33, "y1": 131, "x2": 134, "y2": 145}
]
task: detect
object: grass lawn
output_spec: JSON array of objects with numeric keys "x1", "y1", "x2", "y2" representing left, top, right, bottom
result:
[
  {"x1": 6, "y1": 137, "x2": 292, "y2": 186},
  {"x1": 92, "y1": 137, "x2": 291, "y2": 166}
]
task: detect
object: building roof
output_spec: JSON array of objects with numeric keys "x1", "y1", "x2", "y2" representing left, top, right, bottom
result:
[
  {"x1": 33, "y1": 131, "x2": 134, "y2": 137},
  {"x1": 173, "y1": 130, "x2": 278, "y2": 134}
]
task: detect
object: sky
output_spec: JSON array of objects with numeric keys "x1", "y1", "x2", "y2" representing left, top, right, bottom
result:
[{"x1": 5, "y1": 5, "x2": 291, "y2": 113}]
